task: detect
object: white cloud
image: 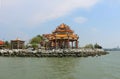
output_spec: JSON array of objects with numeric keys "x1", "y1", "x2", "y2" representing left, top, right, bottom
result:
[
  {"x1": 0, "y1": 0, "x2": 100, "y2": 26},
  {"x1": 74, "y1": 17, "x2": 88, "y2": 24},
  {"x1": 30, "y1": 0, "x2": 100, "y2": 24}
]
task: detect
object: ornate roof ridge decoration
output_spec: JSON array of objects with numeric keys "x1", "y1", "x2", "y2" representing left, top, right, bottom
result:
[{"x1": 53, "y1": 23, "x2": 74, "y2": 33}]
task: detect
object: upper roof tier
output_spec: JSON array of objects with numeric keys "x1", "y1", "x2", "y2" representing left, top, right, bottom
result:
[{"x1": 53, "y1": 23, "x2": 74, "y2": 34}]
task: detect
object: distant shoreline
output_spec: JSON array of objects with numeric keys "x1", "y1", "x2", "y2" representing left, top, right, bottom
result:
[{"x1": 104, "y1": 48, "x2": 120, "y2": 51}]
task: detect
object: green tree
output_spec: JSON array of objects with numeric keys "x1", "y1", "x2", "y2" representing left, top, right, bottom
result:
[
  {"x1": 94, "y1": 43, "x2": 102, "y2": 49},
  {"x1": 4, "y1": 41, "x2": 11, "y2": 49},
  {"x1": 29, "y1": 35, "x2": 43, "y2": 49},
  {"x1": 30, "y1": 35, "x2": 43, "y2": 44}
]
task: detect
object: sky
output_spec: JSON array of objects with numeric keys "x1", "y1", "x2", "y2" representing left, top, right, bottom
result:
[{"x1": 0, "y1": 0, "x2": 120, "y2": 48}]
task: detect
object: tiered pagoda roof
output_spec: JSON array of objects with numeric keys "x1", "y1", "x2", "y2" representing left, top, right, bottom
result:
[{"x1": 43, "y1": 23, "x2": 79, "y2": 41}]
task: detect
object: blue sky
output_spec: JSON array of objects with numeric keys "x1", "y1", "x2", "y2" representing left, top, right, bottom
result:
[{"x1": 0, "y1": 0, "x2": 120, "y2": 48}]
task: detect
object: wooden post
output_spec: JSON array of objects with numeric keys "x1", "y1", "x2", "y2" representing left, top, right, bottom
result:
[
  {"x1": 11, "y1": 41, "x2": 13, "y2": 49},
  {"x1": 17, "y1": 41, "x2": 19, "y2": 49}
]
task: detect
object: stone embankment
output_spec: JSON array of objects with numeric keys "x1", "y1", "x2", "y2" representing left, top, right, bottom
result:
[{"x1": 0, "y1": 48, "x2": 108, "y2": 57}]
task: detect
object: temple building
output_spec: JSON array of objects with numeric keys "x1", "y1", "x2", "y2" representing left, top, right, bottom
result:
[
  {"x1": 0, "y1": 40, "x2": 4, "y2": 49},
  {"x1": 43, "y1": 23, "x2": 79, "y2": 49},
  {"x1": 11, "y1": 38, "x2": 25, "y2": 49}
]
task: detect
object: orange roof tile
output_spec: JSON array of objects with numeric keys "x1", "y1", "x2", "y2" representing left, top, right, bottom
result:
[{"x1": 0, "y1": 40, "x2": 4, "y2": 45}]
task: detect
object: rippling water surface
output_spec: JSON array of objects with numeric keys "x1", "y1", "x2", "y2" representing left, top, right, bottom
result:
[{"x1": 0, "y1": 51, "x2": 120, "y2": 79}]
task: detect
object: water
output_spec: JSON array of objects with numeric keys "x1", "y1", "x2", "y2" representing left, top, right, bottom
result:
[{"x1": 0, "y1": 51, "x2": 120, "y2": 79}]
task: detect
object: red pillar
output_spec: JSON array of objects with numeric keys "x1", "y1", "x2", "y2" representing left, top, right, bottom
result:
[
  {"x1": 76, "y1": 40, "x2": 78, "y2": 48},
  {"x1": 55, "y1": 35, "x2": 57, "y2": 49},
  {"x1": 67, "y1": 39, "x2": 70, "y2": 48}
]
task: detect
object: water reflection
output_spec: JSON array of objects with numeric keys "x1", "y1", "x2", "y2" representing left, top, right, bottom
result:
[{"x1": 45, "y1": 58, "x2": 81, "y2": 79}]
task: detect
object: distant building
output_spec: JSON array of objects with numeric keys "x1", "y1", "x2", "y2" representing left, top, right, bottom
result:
[
  {"x1": 43, "y1": 23, "x2": 79, "y2": 49},
  {"x1": 11, "y1": 38, "x2": 25, "y2": 49},
  {"x1": 0, "y1": 40, "x2": 5, "y2": 49}
]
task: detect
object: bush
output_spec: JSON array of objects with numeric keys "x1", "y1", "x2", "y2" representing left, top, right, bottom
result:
[
  {"x1": 94, "y1": 43, "x2": 102, "y2": 49},
  {"x1": 84, "y1": 43, "x2": 103, "y2": 49},
  {"x1": 84, "y1": 44, "x2": 94, "y2": 49}
]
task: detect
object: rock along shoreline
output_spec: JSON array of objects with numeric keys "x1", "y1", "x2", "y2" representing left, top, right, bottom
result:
[{"x1": 0, "y1": 48, "x2": 109, "y2": 57}]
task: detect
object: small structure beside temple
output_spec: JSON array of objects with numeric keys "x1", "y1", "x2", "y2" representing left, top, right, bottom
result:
[
  {"x1": 11, "y1": 38, "x2": 25, "y2": 49},
  {"x1": 43, "y1": 23, "x2": 79, "y2": 49},
  {"x1": 0, "y1": 40, "x2": 5, "y2": 49}
]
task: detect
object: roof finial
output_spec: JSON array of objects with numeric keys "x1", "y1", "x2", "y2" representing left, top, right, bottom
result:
[{"x1": 16, "y1": 37, "x2": 19, "y2": 40}]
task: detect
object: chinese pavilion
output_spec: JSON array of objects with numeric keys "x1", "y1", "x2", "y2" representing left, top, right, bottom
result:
[
  {"x1": 43, "y1": 23, "x2": 79, "y2": 49},
  {"x1": 11, "y1": 38, "x2": 25, "y2": 49}
]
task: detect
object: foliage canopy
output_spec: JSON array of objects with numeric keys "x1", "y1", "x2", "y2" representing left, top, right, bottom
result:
[{"x1": 30, "y1": 35, "x2": 43, "y2": 44}]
